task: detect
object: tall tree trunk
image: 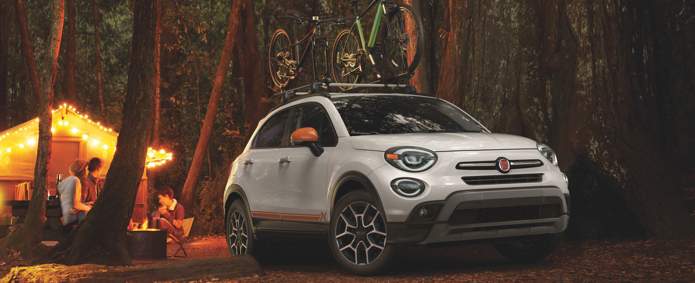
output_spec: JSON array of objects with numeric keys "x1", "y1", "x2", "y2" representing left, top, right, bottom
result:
[
  {"x1": 237, "y1": 0, "x2": 268, "y2": 143},
  {"x1": 401, "y1": 0, "x2": 428, "y2": 93},
  {"x1": 151, "y1": 0, "x2": 161, "y2": 147},
  {"x1": 0, "y1": 0, "x2": 64, "y2": 257},
  {"x1": 47, "y1": 0, "x2": 156, "y2": 265},
  {"x1": 0, "y1": 1, "x2": 8, "y2": 132},
  {"x1": 179, "y1": 1, "x2": 243, "y2": 212},
  {"x1": 92, "y1": 0, "x2": 106, "y2": 123},
  {"x1": 14, "y1": 0, "x2": 42, "y2": 104},
  {"x1": 436, "y1": 0, "x2": 695, "y2": 238},
  {"x1": 65, "y1": 0, "x2": 76, "y2": 104},
  {"x1": 159, "y1": 0, "x2": 181, "y2": 117}
]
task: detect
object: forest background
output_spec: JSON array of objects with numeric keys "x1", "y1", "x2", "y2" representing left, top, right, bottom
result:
[{"x1": 0, "y1": 0, "x2": 693, "y2": 241}]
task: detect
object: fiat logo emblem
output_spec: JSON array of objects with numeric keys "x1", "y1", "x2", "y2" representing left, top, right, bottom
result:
[{"x1": 496, "y1": 157, "x2": 511, "y2": 173}]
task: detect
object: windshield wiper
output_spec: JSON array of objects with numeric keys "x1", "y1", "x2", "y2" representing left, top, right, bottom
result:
[{"x1": 350, "y1": 131, "x2": 379, "y2": 136}]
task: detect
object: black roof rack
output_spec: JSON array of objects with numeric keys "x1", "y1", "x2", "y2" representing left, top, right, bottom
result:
[{"x1": 272, "y1": 81, "x2": 423, "y2": 102}]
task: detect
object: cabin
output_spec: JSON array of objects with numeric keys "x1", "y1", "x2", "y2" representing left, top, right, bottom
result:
[{"x1": 0, "y1": 104, "x2": 170, "y2": 227}]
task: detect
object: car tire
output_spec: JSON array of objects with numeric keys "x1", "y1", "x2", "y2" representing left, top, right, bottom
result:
[
  {"x1": 329, "y1": 190, "x2": 398, "y2": 276},
  {"x1": 493, "y1": 232, "x2": 564, "y2": 262},
  {"x1": 226, "y1": 199, "x2": 266, "y2": 260}
]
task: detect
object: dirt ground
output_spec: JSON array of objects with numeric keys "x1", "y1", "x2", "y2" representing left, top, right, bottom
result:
[{"x1": 1, "y1": 235, "x2": 694, "y2": 282}]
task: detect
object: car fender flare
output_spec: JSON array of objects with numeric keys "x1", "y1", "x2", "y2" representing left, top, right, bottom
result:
[
  {"x1": 224, "y1": 184, "x2": 257, "y2": 234},
  {"x1": 330, "y1": 171, "x2": 387, "y2": 222}
]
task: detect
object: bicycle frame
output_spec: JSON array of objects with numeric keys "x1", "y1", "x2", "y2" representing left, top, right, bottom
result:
[
  {"x1": 344, "y1": 0, "x2": 396, "y2": 66},
  {"x1": 277, "y1": 19, "x2": 332, "y2": 82}
]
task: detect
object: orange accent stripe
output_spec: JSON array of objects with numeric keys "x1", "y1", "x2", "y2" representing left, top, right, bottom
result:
[
  {"x1": 252, "y1": 211, "x2": 280, "y2": 218},
  {"x1": 252, "y1": 211, "x2": 322, "y2": 221},
  {"x1": 386, "y1": 153, "x2": 399, "y2": 160}
]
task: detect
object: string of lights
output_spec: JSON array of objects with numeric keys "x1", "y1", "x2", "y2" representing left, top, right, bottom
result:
[{"x1": 0, "y1": 103, "x2": 172, "y2": 168}]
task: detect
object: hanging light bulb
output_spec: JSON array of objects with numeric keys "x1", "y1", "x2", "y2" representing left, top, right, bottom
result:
[
  {"x1": 71, "y1": 128, "x2": 79, "y2": 134},
  {"x1": 103, "y1": 145, "x2": 108, "y2": 150},
  {"x1": 51, "y1": 127, "x2": 55, "y2": 133},
  {"x1": 58, "y1": 121, "x2": 64, "y2": 126},
  {"x1": 28, "y1": 138, "x2": 35, "y2": 146},
  {"x1": 148, "y1": 152, "x2": 154, "y2": 158},
  {"x1": 64, "y1": 121, "x2": 69, "y2": 126},
  {"x1": 160, "y1": 149, "x2": 165, "y2": 154},
  {"x1": 19, "y1": 144, "x2": 24, "y2": 149},
  {"x1": 82, "y1": 134, "x2": 89, "y2": 140},
  {"x1": 92, "y1": 139, "x2": 99, "y2": 145},
  {"x1": 6, "y1": 148, "x2": 10, "y2": 153}
]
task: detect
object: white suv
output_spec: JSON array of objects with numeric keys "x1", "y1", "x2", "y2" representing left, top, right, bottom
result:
[{"x1": 224, "y1": 90, "x2": 570, "y2": 275}]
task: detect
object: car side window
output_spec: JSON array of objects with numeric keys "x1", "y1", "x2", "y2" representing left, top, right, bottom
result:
[
  {"x1": 253, "y1": 109, "x2": 290, "y2": 148},
  {"x1": 289, "y1": 104, "x2": 338, "y2": 147}
]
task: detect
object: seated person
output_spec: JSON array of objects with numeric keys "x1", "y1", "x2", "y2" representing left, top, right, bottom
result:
[
  {"x1": 149, "y1": 188, "x2": 184, "y2": 241},
  {"x1": 57, "y1": 159, "x2": 92, "y2": 225}
]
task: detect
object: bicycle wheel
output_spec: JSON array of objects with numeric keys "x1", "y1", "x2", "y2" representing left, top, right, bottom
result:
[
  {"x1": 269, "y1": 28, "x2": 296, "y2": 89},
  {"x1": 331, "y1": 29, "x2": 363, "y2": 89},
  {"x1": 381, "y1": 4, "x2": 424, "y2": 76}
]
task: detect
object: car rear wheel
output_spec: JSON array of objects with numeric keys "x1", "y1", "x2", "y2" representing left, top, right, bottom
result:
[
  {"x1": 493, "y1": 232, "x2": 564, "y2": 262},
  {"x1": 329, "y1": 190, "x2": 398, "y2": 276}
]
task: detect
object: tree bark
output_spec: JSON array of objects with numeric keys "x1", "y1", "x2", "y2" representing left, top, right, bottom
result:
[
  {"x1": 65, "y1": 0, "x2": 77, "y2": 104},
  {"x1": 0, "y1": 0, "x2": 64, "y2": 257},
  {"x1": 179, "y1": 0, "x2": 243, "y2": 212},
  {"x1": 47, "y1": 0, "x2": 156, "y2": 265},
  {"x1": 0, "y1": 1, "x2": 8, "y2": 132},
  {"x1": 92, "y1": 0, "x2": 106, "y2": 123},
  {"x1": 237, "y1": 0, "x2": 268, "y2": 143},
  {"x1": 151, "y1": 0, "x2": 161, "y2": 147},
  {"x1": 436, "y1": 0, "x2": 695, "y2": 238},
  {"x1": 14, "y1": 0, "x2": 42, "y2": 104}
]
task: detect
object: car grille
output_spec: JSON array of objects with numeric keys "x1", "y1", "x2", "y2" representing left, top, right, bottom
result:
[
  {"x1": 447, "y1": 204, "x2": 562, "y2": 225},
  {"x1": 462, "y1": 174, "x2": 543, "y2": 185}
]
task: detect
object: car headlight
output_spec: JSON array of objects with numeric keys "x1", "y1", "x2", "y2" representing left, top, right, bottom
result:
[
  {"x1": 385, "y1": 147, "x2": 437, "y2": 172},
  {"x1": 537, "y1": 143, "x2": 558, "y2": 166}
]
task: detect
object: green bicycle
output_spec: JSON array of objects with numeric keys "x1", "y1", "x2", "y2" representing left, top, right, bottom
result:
[{"x1": 332, "y1": 0, "x2": 424, "y2": 87}]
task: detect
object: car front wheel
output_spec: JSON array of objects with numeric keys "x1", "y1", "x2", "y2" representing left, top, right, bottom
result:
[{"x1": 329, "y1": 190, "x2": 398, "y2": 276}]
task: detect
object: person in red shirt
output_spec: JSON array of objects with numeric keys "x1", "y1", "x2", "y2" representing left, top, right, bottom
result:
[{"x1": 150, "y1": 188, "x2": 184, "y2": 241}]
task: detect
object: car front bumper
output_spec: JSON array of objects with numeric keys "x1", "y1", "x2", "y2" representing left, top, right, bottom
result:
[{"x1": 385, "y1": 187, "x2": 569, "y2": 245}]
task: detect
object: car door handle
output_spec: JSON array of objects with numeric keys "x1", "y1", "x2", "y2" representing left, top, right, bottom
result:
[
  {"x1": 243, "y1": 159, "x2": 254, "y2": 165},
  {"x1": 278, "y1": 156, "x2": 291, "y2": 163}
]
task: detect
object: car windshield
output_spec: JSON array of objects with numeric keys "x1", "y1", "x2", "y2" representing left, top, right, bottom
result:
[{"x1": 332, "y1": 95, "x2": 486, "y2": 135}]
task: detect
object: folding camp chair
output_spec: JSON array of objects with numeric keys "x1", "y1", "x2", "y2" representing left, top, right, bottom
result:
[{"x1": 168, "y1": 217, "x2": 194, "y2": 258}]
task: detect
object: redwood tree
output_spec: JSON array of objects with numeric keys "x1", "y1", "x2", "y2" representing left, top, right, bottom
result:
[
  {"x1": 65, "y1": 0, "x2": 77, "y2": 103},
  {"x1": 237, "y1": 0, "x2": 269, "y2": 140},
  {"x1": 0, "y1": 0, "x2": 64, "y2": 256},
  {"x1": 92, "y1": 0, "x2": 106, "y2": 122},
  {"x1": 0, "y1": 1, "x2": 8, "y2": 131},
  {"x1": 179, "y1": 0, "x2": 244, "y2": 211},
  {"x1": 14, "y1": 0, "x2": 42, "y2": 104},
  {"x1": 436, "y1": 0, "x2": 695, "y2": 238},
  {"x1": 48, "y1": 0, "x2": 156, "y2": 265}
]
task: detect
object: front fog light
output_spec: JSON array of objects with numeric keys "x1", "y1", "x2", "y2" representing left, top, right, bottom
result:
[{"x1": 391, "y1": 178, "x2": 425, "y2": 197}]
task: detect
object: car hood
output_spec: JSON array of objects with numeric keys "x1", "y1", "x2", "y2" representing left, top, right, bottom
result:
[{"x1": 349, "y1": 133, "x2": 537, "y2": 152}]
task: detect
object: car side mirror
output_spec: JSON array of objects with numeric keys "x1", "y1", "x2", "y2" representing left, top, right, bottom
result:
[{"x1": 291, "y1": 127, "x2": 324, "y2": 157}]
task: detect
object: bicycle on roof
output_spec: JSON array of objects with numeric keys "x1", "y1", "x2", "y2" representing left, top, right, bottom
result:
[
  {"x1": 269, "y1": 10, "x2": 353, "y2": 90},
  {"x1": 331, "y1": 0, "x2": 425, "y2": 89}
]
